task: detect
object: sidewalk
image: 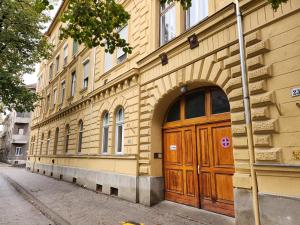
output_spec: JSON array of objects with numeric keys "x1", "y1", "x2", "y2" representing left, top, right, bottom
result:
[{"x1": 0, "y1": 164, "x2": 235, "y2": 225}]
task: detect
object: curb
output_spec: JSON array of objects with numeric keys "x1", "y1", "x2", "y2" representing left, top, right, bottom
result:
[{"x1": 1, "y1": 173, "x2": 71, "y2": 225}]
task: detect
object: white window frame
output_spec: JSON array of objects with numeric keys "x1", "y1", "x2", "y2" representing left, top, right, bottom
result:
[
  {"x1": 63, "y1": 44, "x2": 68, "y2": 65},
  {"x1": 116, "y1": 25, "x2": 128, "y2": 64},
  {"x1": 46, "y1": 131, "x2": 51, "y2": 155},
  {"x1": 56, "y1": 55, "x2": 60, "y2": 73},
  {"x1": 40, "y1": 133, "x2": 44, "y2": 155},
  {"x1": 78, "y1": 120, "x2": 83, "y2": 153},
  {"x1": 53, "y1": 88, "x2": 57, "y2": 106},
  {"x1": 72, "y1": 40, "x2": 78, "y2": 56},
  {"x1": 82, "y1": 59, "x2": 89, "y2": 89},
  {"x1": 115, "y1": 108, "x2": 124, "y2": 154},
  {"x1": 15, "y1": 147, "x2": 22, "y2": 156},
  {"x1": 102, "y1": 112, "x2": 109, "y2": 154},
  {"x1": 49, "y1": 63, "x2": 53, "y2": 80},
  {"x1": 18, "y1": 128, "x2": 24, "y2": 135},
  {"x1": 71, "y1": 71, "x2": 76, "y2": 97},
  {"x1": 65, "y1": 124, "x2": 70, "y2": 153},
  {"x1": 61, "y1": 80, "x2": 65, "y2": 103},
  {"x1": 160, "y1": 2, "x2": 176, "y2": 46},
  {"x1": 104, "y1": 51, "x2": 113, "y2": 72},
  {"x1": 186, "y1": 0, "x2": 208, "y2": 29}
]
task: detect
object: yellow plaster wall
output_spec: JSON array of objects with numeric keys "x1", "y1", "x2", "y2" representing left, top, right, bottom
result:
[{"x1": 28, "y1": 0, "x2": 300, "y2": 198}]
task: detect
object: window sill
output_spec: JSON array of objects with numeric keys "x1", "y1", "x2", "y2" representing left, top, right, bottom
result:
[
  {"x1": 67, "y1": 96, "x2": 74, "y2": 102},
  {"x1": 80, "y1": 87, "x2": 88, "y2": 94}
]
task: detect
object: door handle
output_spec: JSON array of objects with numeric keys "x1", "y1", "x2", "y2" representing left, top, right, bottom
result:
[{"x1": 197, "y1": 165, "x2": 200, "y2": 174}]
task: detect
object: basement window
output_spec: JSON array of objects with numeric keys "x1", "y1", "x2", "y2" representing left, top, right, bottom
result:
[
  {"x1": 96, "y1": 184, "x2": 103, "y2": 193},
  {"x1": 73, "y1": 177, "x2": 77, "y2": 183},
  {"x1": 60, "y1": 174, "x2": 63, "y2": 180},
  {"x1": 110, "y1": 187, "x2": 118, "y2": 196}
]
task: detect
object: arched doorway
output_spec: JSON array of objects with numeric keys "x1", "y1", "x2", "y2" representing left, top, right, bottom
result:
[{"x1": 163, "y1": 86, "x2": 234, "y2": 217}]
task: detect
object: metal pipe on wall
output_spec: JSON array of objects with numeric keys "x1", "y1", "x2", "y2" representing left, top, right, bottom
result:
[{"x1": 234, "y1": 1, "x2": 261, "y2": 225}]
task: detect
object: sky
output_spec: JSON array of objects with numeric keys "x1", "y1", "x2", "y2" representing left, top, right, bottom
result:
[{"x1": 23, "y1": 1, "x2": 62, "y2": 85}]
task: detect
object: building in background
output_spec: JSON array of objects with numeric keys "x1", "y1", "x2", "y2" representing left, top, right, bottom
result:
[
  {"x1": 27, "y1": 1, "x2": 300, "y2": 225},
  {"x1": 1, "y1": 84, "x2": 36, "y2": 166}
]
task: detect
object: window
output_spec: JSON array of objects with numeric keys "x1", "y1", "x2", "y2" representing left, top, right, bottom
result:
[
  {"x1": 56, "y1": 55, "x2": 60, "y2": 73},
  {"x1": 61, "y1": 81, "x2": 65, "y2": 103},
  {"x1": 104, "y1": 51, "x2": 113, "y2": 72},
  {"x1": 18, "y1": 128, "x2": 24, "y2": 135},
  {"x1": 71, "y1": 71, "x2": 76, "y2": 97},
  {"x1": 63, "y1": 44, "x2": 68, "y2": 65},
  {"x1": 185, "y1": 90, "x2": 205, "y2": 119},
  {"x1": 15, "y1": 147, "x2": 22, "y2": 156},
  {"x1": 78, "y1": 120, "x2": 83, "y2": 153},
  {"x1": 186, "y1": 0, "x2": 208, "y2": 29},
  {"x1": 53, "y1": 127, "x2": 59, "y2": 155},
  {"x1": 72, "y1": 40, "x2": 78, "y2": 55},
  {"x1": 49, "y1": 63, "x2": 53, "y2": 80},
  {"x1": 47, "y1": 94, "x2": 51, "y2": 110},
  {"x1": 53, "y1": 88, "x2": 57, "y2": 106},
  {"x1": 211, "y1": 88, "x2": 230, "y2": 114},
  {"x1": 58, "y1": 25, "x2": 62, "y2": 41},
  {"x1": 65, "y1": 124, "x2": 70, "y2": 153},
  {"x1": 160, "y1": 2, "x2": 176, "y2": 46},
  {"x1": 115, "y1": 108, "x2": 124, "y2": 154},
  {"x1": 40, "y1": 133, "x2": 44, "y2": 155},
  {"x1": 46, "y1": 131, "x2": 51, "y2": 155},
  {"x1": 30, "y1": 136, "x2": 34, "y2": 155},
  {"x1": 83, "y1": 60, "x2": 89, "y2": 89},
  {"x1": 102, "y1": 112, "x2": 109, "y2": 153},
  {"x1": 166, "y1": 99, "x2": 180, "y2": 122},
  {"x1": 117, "y1": 25, "x2": 128, "y2": 63}
]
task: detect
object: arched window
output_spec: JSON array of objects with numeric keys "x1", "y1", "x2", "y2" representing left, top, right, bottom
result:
[
  {"x1": 78, "y1": 120, "x2": 83, "y2": 153},
  {"x1": 46, "y1": 131, "x2": 51, "y2": 155},
  {"x1": 65, "y1": 124, "x2": 70, "y2": 153},
  {"x1": 115, "y1": 108, "x2": 124, "y2": 154},
  {"x1": 211, "y1": 88, "x2": 230, "y2": 114},
  {"x1": 102, "y1": 112, "x2": 109, "y2": 154},
  {"x1": 30, "y1": 136, "x2": 35, "y2": 155},
  {"x1": 40, "y1": 133, "x2": 44, "y2": 155},
  {"x1": 53, "y1": 127, "x2": 59, "y2": 155}
]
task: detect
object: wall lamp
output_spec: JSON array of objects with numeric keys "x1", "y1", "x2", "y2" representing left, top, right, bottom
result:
[
  {"x1": 188, "y1": 33, "x2": 199, "y2": 49},
  {"x1": 160, "y1": 52, "x2": 168, "y2": 66}
]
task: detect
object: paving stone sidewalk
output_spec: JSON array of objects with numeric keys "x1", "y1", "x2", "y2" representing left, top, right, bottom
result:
[{"x1": 0, "y1": 164, "x2": 235, "y2": 225}]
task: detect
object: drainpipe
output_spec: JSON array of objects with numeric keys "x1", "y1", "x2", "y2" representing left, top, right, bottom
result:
[{"x1": 235, "y1": 1, "x2": 261, "y2": 225}]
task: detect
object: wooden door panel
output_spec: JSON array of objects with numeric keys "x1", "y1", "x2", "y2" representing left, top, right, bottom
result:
[
  {"x1": 215, "y1": 173, "x2": 234, "y2": 203},
  {"x1": 196, "y1": 122, "x2": 235, "y2": 217},
  {"x1": 183, "y1": 129, "x2": 194, "y2": 166},
  {"x1": 186, "y1": 170, "x2": 196, "y2": 196},
  {"x1": 212, "y1": 126, "x2": 234, "y2": 167},
  {"x1": 200, "y1": 172, "x2": 212, "y2": 199},
  {"x1": 198, "y1": 128, "x2": 210, "y2": 167},
  {"x1": 164, "y1": 131, "x2": 182, "y2": 165},
  {"x1": 163, "y1": 127, "x2": 199, "y2": 207},
  {"x1": 165, "y1": 169, "x2": 184, "y2": 194}
]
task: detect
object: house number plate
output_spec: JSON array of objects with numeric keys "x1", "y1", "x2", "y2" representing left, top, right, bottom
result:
[
  {"x1": 291, "y1": 87, "x2": 300, "y2": 97},
  {"x1": 170, "y1": 145, "x2": 177, "y2": 151}
]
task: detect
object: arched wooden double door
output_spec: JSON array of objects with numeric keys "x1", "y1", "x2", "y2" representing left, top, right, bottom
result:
[{"x1": 163, "y1": 87, "x2": 235, "y2": 217}]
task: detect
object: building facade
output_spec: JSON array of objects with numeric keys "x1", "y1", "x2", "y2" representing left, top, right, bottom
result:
[
  {"x1": 27, "y1": 0, "x2": 300, "y2": 224},
  {"x1": 1, "y1": 110, "x2": 34, "y2": 165}
]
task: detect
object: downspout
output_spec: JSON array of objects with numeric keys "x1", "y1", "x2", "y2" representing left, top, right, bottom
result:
[{"x1": 235, "y1": 1, "x2": 261, "y2": 225}]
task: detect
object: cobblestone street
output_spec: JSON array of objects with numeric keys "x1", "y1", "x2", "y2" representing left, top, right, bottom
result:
[{"x1": 0, "y1": 163, "x2": 235, "y2": 225}]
